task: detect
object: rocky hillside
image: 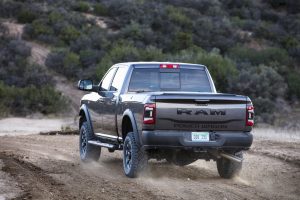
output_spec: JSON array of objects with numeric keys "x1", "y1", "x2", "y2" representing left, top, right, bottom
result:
[{"x1": 0, "y1": 0, "x2": 299, "y2": 126}]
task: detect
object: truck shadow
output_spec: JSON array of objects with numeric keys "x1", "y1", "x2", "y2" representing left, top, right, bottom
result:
[
  {"x1": 142, "y1": 161, "x2": 219, "y2": 180},
  {"x1": 100, "y1": 156, "x2": 219, "y2": 180}
]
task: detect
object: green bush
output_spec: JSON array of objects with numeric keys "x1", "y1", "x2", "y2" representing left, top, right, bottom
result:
[
  {"x1": 173, "y1": 32, "x2": 193, "y2": 50},
  {"x1": 46, "y1": 48, "x2": 102, "y2": 79},
  {"x1": 60, "y1": 25, "x2": 81, "y2": 44},
  {"x1": 228, "y1": 64, "x2": 288, "y2": 123},
  {"x1": 0, "y1": 1, "x2": 22, "y2": 18},
  {"x1": 228, "y1": 46, "x2": 290, "y2": 66},
  {"x1": 79, "y1": 49, "x2": 100, "y2": 68},
  {"x1": 230, "y1": 64, "x2": 287, "y2": 99},
  {"x1": 259, "y1": 48, "x2": 290, "y2": 65},
  {"x1": 121, "y1": 22, "x2": 143, "y2": 40},
  {"x1": 231, "y1": 16, "x2": 246, "y2": 28},
  {"x1": 193, "y1": 17, "x2": 236, "y2": 53},
  {"x1": 94, "y1": 3, "x2": 109, "y2": 16},
  {"x1": 46, "y1": 50, "x2": 82, "y2": 79},
  {"x1": 281, "y1": 36, "x2": 299, "y2": 49},
  {"x1": 287, "y1": 72, "x2": 300, "y2": 99},
  {"x1": 96, "y1": 42, "x2": 140, "y2": 78},
  {"x1": 73, "y1": 1, "x2": 90, "y2": 12},
  {"x1": 49, "y1": 11, "x2": 63, "y2": 24},
  {"x1": 0, "y1": 36, "x2": 68, "y2": 116},
  {"x1": 31, "y1": 20, "x2": 53, "y2": 36},
  {"x1": 0, "y1": 82, "x2": 67, "y2": 116},
  {"x1": 254, "y1": 97, "x2": 277, "y2": 123},
  {"x1": 63, "y1": 52, "x2": 81, "y2": 78},
  {"x1": 0, "y1": 39, "x2": 53, "y2": 88},
  {"x1": 96, "y1": 42, "x2": 165, "y2": 78},
  {"x1": 269, "y1": 0, "x2": 287, "y2": 8},
  {"x1": 139, "y1": 46, "x2": 165, "y2": 61},
  {"x1": 45, "y1": 50, "x2": 65, "y2": 73},
  {"x1": 167, "y1": 47, "x2": 238, "y2": 92},
  {"x1": 253, "y1": 21, "x2": 270, "y2": 37},
  {"x1": 17, "y1": 9, "x2": 37, "y2": 23},
  {"x1": 166, "y1": 5, "x2": 192, "y2": 28}
]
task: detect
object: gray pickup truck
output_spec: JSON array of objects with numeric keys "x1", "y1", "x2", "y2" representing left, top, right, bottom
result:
[{"x1": 77, "y1": 62, "x2": 254, "y2": 178}]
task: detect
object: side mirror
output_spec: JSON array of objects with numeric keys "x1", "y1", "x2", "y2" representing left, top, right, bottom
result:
[{"x1": 78, "y1": 79, "x2": 93, "y2": 91}]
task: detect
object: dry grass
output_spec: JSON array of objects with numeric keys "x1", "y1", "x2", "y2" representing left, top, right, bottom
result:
[{"x1": 253, "y1": 127, "x2": 300, "y2": 142}]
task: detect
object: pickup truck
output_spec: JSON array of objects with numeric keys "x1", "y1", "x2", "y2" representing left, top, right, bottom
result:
[{"x1": 77, "y1": 62, "x2": 254, "y2": 178}]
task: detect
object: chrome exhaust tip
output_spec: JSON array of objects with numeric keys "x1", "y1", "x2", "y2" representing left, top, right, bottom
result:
[{"x1": 220, "y1": 152, "x2": 243, "y2": 163}]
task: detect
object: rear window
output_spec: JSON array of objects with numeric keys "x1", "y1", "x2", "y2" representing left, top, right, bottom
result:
[{"x1": 128, "y1": 68, "x2": 211, "y2": 92}]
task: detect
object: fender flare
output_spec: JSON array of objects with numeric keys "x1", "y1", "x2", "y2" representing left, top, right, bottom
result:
[
  {"x1": 79, "y1": 104, "x2": 94, "y2": 134},
  {"x1": 122, "y1": 109, "x2": 142, "y2": 146}
]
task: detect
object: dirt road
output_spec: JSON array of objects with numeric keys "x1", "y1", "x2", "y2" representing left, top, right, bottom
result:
[
  {"x1": 0, "y1": 130, "x2": 299, "y2": 200},
  {"x1": 0, "y1": 118, "x2": 77, "y2": 136}
]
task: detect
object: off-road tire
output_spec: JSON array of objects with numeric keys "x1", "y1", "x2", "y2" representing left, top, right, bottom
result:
[
  {"x1": 217, "y1": 151, "x2": 243, "y2": 179},
  {"x1": 79, "y1": 122, "x2": 101, "y2": 162},
  {"x1": 123, "y1": 132, "x2": 147, "y2": 178}
]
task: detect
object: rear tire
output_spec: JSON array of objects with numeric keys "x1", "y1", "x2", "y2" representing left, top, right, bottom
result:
[
  {"x1": 79, "y1": 122, "x2": 101, "y2": 162},
  {"x1": 123, "y1": 132, "x2": 147, "y2": 178},
  {"x1": 217, "y1": 151, "x2": 243, "y2": 179}
]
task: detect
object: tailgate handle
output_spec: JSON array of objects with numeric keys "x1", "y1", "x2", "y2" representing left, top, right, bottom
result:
[{"x1": 194, "y1": 99, "x2": 210, "y2": 103}]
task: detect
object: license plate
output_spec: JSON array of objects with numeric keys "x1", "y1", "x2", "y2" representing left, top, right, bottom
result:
[{"x1": 191, "y1": 132, "x2": 210, "y2": 142}]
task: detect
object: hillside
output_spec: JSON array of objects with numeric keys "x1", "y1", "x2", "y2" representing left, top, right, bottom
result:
[{"x1": 0, "y1": 0, "x2": 300, "y2": 126}]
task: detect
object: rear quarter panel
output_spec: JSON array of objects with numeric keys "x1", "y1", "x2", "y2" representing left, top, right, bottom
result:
[{"x1": 117, "y1": 93, "x2": 150, "y2": 138}]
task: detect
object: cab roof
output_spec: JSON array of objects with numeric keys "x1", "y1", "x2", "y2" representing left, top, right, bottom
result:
[{"x1": 115, "y1": 62, "x2": 206, "y2": 68}]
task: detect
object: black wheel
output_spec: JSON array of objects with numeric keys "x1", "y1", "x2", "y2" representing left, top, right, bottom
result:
[
  {"x1": 217, "y1": 151, "x2": 243, "y2": 179},
  {"x1": 123, "y1": 132, "x2": 147, "y2": 178},
  {"x1": 79, "y1": 121, "x2": 101, "y2": 162}
]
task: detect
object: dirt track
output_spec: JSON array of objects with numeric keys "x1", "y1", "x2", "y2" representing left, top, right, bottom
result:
[{"x1": 0, "y1": 131, "x2": 299, "y2": 200}]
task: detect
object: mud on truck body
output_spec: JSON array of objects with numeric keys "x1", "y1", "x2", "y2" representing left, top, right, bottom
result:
[{"x1": 77, "y1": 62, "x2": 254, "y2": 178}]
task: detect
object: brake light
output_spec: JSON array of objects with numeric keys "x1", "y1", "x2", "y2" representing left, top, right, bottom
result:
[
  {"x1": 246, "y1": 105, "x2": 254, "y2": 126},
  {"x1": 143, "y1": 104, "x2": 156, "y2": 124},
  {"x1": 160, "y1": 64, "x2": 179, "y2": 69}
]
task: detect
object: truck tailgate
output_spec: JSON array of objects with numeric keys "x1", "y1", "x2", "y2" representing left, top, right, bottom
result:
[{"x1": 154, "y1": 93, "x2": 248, "y2": 131}]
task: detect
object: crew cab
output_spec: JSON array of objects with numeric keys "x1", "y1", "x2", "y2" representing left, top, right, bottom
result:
[{"x1": 77, "y1": 62, "x2": 254, "y2": 178}]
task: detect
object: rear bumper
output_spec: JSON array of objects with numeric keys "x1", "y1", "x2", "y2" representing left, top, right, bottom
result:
[{"x1": 141, "y1": 130, "x2": 253, "y2": 150}]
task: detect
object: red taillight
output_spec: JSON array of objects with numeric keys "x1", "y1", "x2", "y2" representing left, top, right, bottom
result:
[
  {"x1": 143, "y1": 104, "x2": 156, "y2": 124},
  {"x1": 246, "y1": 105, "x2": 254, "y2": 126},
  {"x1": 160, "y1": 64, "x2": 179, "y2": 69}
]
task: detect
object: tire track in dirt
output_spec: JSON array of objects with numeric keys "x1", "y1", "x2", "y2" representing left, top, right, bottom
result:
[
  {"x1": 250, "y1": 140, "x2": 300, "y2": 166},
  {"x1": 0, "y1": 134, "x2": 299, "y2": 200},
  {"x1": 0, "y1": 136, "x2": 170, "y2": 200},
  {"x1": 0, "y1": 152, "x2": 71, "y2": 200}
]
